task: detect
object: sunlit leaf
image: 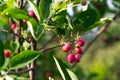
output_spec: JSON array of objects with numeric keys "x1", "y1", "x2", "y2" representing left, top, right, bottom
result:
[
  {"x1": 9, "y1": 50, "x2": 40, "y2": 70},
  {"x1": 27, "y1": 19, "x2": 45, "y2": 40},
  {"x1": 53, "y1": 56, "x2": 71, "y2": 80},
  {"x1": 28, "y1": 0, "x2": 40, "y2": 21}
]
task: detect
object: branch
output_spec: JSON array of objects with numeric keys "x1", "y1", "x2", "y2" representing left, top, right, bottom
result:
[
  {"x1": 39, "y1": 34, "x2": 56, "y2": 50},
  {"x1": 7, "y1": 67, "x2": 34, "y2": 75},
  {"x1": 40, "y1": 44, "x2": 62, "y2": 52},
  {"x1": 0, "y1": 30, "x2": 30, "y2": 43}
]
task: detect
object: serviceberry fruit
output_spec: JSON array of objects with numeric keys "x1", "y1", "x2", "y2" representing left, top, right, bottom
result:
[
  {"x1": 74, "y1": 47, "x2": 83, "y2": 54},
  {"x1": 28, "y1": 10, "x2": 35, "y2": 17},
  {"x1": 67, "y1": 53, "x2": 75, "y2": 63},
  {"x1": 4, "y1": 50, "x2": 11, "y2": 58},
  {"x1": 45, "y1": 72, "x2": 52, "y2": 78},
  {"x1": 77, "y1": 39, "x2": 85, "y2": 47},
  {"x1": 114, "y1": 36, "x2": 120, "y2": 41},
  {"x1": 11, "y1": 23, "x2": 17, "y2": 30},
  {"x1": 75, "y1": 54, "x2": 80, "y2": 62},
  {"x1": 62, "y1": 42, "x2": 71, "y2": 52},
  {"x1": 23, "y1": 20, "x2": 27, "y2": 24},
  {"x1": 103, "y1": 37, "x2": 108, "y2": 43}
]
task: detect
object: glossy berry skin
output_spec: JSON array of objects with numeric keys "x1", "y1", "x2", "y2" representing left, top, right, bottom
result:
[
  {"x1": 67, "y1": 53, "x2": 75, "y2": 63},
  {"x1": 62, "y1": 42, "x2": 71, "y2": 52},
  {"x1": 28, "y1": 10, "x2": 35, "y2": 17},
  {"x1": 45, "y1": 72, "x2": 52, "y2": 78},
  {"x1": 11, "y1": 23, "x2": 17, "y2": 30},
  {"x1": 77, "y1": 39, "x2": 85, "y2": 47},
  {"x1": 75, "y1": 54, "x2": 80, "y2": 62},
  {"x1": 74, "y1": 47, "x2": 83, "y2": 54},
  {"x1": 4, "y1": 51, "x2": 11, "y2": 58}
]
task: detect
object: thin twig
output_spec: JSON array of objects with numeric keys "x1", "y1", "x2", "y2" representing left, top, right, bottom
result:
[
  {"x1": 0, "y1": 30, "x2": 30, "y2": 43},
  {"x1": 39, "y1": 34, "x2": 56, "y2": 50},
  {"x1": 40, "y1": 44, "x2": 62, "y2": 52},
  {"x1": 7, "y1": 68, "x2": 34, "y2": 75}
]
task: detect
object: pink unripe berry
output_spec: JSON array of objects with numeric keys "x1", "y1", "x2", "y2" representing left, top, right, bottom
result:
[
  {"x1": 67, "y1": 53, "x2": 75, "y2": 63},
  {"x1": 77, "y1": 39, "x2": 85, "y2": 47},
  {"x1": 4, "y1": 50, "x2": 11, "y2": 58},
  {"x1": 28, "y1": 10, "x2": 35, "y2": 17},
  {"x1": 74, "y1": 47, "x2": 83, "y2": 54},
  {"x1": 75, "y1": 54, "x2": 81, "y2": 62},
  {"x1": 45, "y1": 72, "x2": 52, "y2": 78},
  {"x1": 62, "y1": 42, "x2": 71, "y2": 52},
  {"x1": 23, "y1": 20, "x2": 27, "y2": 24},
  {"x1": 11, "y1": 23, "x2": 17, "y2": 30}
]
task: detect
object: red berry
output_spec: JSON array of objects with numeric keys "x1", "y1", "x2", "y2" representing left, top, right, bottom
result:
[
  {"x1": 75, "y1": 54, "x2": 80, "y2": 62},
  {"x1": 23, "y1": 20, "x2": 27, "y2": 24},
  {"x1": 62, "y1": 42, "x2": 71, "y2": 52},
  {"x1": 114, "y1": 36, "x2": 120, "y2": 41},
  {"x1": 45, "y1": 72, "x2": 52, "y2": 78},
  {"x1": 28, "y1": 10, "x2": 35, "y2": 17},
  {"x1": 77, "y1": 39, "x2": 85, "y2": 47},
  {"x1": 74, "y1": 47, "x2": 83, "y2": 54},
  {"x1": 11, "y1": 23, "x2": 17, "y2": 30},
  {"x1": 4, "y1": 51, "x2": 11, "y2": 58},
  {"x1": 103, "y1": 37, "x2": 108, "y2": 43},
  {"x1": 67, "y1": 53, "x2": 75, "y2": 63},
  {"x1": 96, "y1": 3, "x2": 102, "y2": 9}
]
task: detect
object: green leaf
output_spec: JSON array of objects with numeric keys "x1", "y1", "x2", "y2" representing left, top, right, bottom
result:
[
  {"x1": 6, "y1": 12, "x2": 30, "y2": 19},
  {"x1": 66, "y1": 69, "x2": 78, "y2": 80},
  {"x1": 27, "y1": 19, "x2": 45, "y2": 41},
  {"x1": 10, "y1": 41, "x2": 20, "y2": 52},
  {"x1": 0, "y1": 39, "x2": 5, "y2": 67},
  {"x1": 81, "y1": 9, "x2": 98, "y2": 28},
  {"x1": 1, "y1": 8, "x2": 30, "y2": 19},
  {"x1": 27, "y1": 0, "x2": 40, "y2": 21},
  {"x1": 90, "y1": 18, "x2": 113, "y2": 29},
  {"x1": 0, "y1": 58, "x2": 9, "y2": 70},
  {"x1": 53, "y1": 56, "x2": 71, "y2": 80},
  {"x1": 39, "y1": 0, "x2": 52, "y2": 20},
  {"x1": 73, "y1": 9, "x2": 99, "y2": 33},
  {"x1": 9, "y1": 50, "x2": 40, "y2": 70}
]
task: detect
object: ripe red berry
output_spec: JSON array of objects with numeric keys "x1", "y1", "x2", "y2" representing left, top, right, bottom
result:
[
  {"x1": 114, "y1": 36, "x2": 120, "y2": 41},
  {"x1": 62, "y1": 42, "x2": 71, "y2": 52},
  {"x1": 77, "y1": 39, "x2": 85, "y2": 47},
  {"x1": 74, "y1": 47, "x2": 83, "y2": 54},
  {"x1": 4, "y1": 50, "x2": 11, "y2": 58},
  {"x1": 96, "y1": 3, "x2": 102, "y2": 9},
  {"x1": 28, "y1": 10, "x2": 35, "y2": 17},
  {"x1": 23, "y1": 20, "x2": 27, "y2": 24},
  {"x1": 75, "y1": 54, "x2": 80, "y2": 62},
  {"x1": 11, "y1": 23, "x2": 17, "y2": 30},
  {"x1": 103, "y1": 37, "x2": 108, "y2": 43},
  {"x1": 45, "y1": 72, "x2": 52, "y2": 78},
  {"x1": 67, "y1": 53, "x2": 75, "y2": 63}
]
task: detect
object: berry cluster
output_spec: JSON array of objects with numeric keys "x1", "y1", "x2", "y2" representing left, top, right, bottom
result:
[{"x1": 62, "y1": 39, "x2": 85, "y2": 63}]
